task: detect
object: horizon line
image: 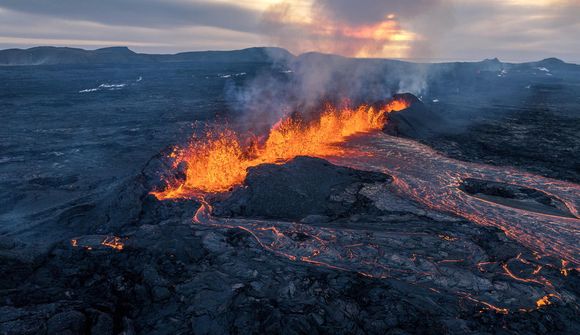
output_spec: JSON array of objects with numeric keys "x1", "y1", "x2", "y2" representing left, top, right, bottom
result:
[{"x1": 1, "y1": 45, "x2": 578, "y2": 65}]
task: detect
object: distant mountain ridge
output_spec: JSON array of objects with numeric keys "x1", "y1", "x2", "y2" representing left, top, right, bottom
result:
[
  {"x1": 0, "y1": 46, "x2": 293, "y2": 66},
  {"x1": 0, "y1": 46, "x2": 576, "y2": 67}
]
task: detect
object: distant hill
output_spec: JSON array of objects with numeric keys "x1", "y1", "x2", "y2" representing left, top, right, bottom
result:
[
  {"x1": 0, "y1": 46, "x2": 150, "y2": 65},
  {"x1": 0, "y1": 46, "x2": 577, "y2": 70},
  {"x1": 160, "y1": 47, "x2": 293, "y2": 64},
  {"x1": 0, "y1": 46, "x2": 294, "y2": 66}
]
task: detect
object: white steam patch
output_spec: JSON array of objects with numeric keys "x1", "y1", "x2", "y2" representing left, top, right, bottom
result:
[
  {"x1": 79, "y1": 82, "x2": 133, "y2": 93},
  {"x1": 79, "y1": 88, "x2": 99, "y2": 93},
  {"x1": 218, "y1": 72, "x2": 246, "y2": 79},
  {"x1": 396, "y1": 64, "x2": 430, "y2": 96}
]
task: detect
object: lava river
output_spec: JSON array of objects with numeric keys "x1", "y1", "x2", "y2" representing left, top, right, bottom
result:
[{"x1": 325, "y1": 132, "x2": 580, "y2": 266}]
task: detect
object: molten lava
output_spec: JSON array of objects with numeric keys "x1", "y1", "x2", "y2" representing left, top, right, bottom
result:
[{"x1": 152, "y1": 98, "x2": 411, "y2": 199}]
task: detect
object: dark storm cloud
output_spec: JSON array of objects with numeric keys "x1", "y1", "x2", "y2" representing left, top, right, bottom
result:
[{"x1": 0, "y1": 0, "x2": 261, "y2": 33}]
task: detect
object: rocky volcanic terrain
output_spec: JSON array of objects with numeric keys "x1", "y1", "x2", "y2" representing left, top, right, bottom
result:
[
  {"x1": 1, "y1": 48, "x2": 579, "y2": 334},
  {"x1": 2, "y1": 155, "x2": 578, "y2": 334}
]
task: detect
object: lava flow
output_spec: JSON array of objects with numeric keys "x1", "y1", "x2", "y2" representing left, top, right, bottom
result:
[
  {"x1": 327, "y1": 132, "x2": 580, "y2": 265},
  {"x1": 152, "y1": 98, "x2": 410, "y2": 199},
  {"x1": 148, "y1": 94, "x2": 579, "y2": 316}
]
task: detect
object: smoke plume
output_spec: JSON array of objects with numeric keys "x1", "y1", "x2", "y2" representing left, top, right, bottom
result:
[
  {"x1": 227, "y1": 1, "x2": 454, "y2": 134},
  {"x1": 261, "y1": 0, "x2": 452, "y2": 59}
]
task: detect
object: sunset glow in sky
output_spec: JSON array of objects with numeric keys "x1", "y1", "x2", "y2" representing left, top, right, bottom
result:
[{"x1": 0, "y1": 0, "x2": 578, "y2": 62}]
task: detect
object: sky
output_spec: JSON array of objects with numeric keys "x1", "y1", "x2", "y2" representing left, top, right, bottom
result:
[{"x1": 0, "y1": 0, "x2": 578, "y2": 62}]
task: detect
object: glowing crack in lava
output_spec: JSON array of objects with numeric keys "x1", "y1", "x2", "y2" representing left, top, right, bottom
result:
[{"x1": 152, "y1": 98, "x2": 410, "y2": 198}]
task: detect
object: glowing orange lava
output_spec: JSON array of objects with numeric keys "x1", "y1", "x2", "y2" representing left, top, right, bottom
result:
[
  {"x1": 535, "y1": 294, "x2": 555, "y2": 308},
  {"x1": 101, "y1": 236, "x2": 125, "y2": 251},
  {"x1": 70, "y1": 236, "x2": 125, "y2": 251},
  {"x1": 152, "y1": 98, "x2": 411, "y2": 199}
]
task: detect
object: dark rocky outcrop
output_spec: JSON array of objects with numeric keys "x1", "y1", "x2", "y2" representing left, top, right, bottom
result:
[{"x1": 214, "y1": 156, "x2": 390, "y2": 220}]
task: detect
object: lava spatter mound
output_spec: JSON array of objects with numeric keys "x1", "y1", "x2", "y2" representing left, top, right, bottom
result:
[
  {"x1": 213, "y1": 156, "x2": 390, "y2": 220},
  {"x1": 459, "y1": 178, "x2": 576, "y2": 218},
  {"x1": 383, "y1": 93, "x2": 442, "y2": 139}
]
